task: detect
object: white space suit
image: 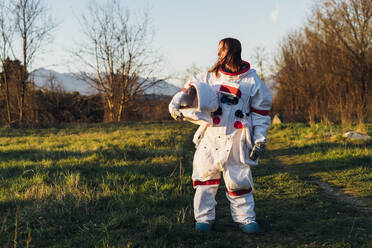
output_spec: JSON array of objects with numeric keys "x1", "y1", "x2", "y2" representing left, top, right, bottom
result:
[{"x1": 169, "y1": 61, "x2": 272, "y2": 225}]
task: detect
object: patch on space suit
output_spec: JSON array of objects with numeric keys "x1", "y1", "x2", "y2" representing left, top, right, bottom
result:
[
  {"x1": 219, "y1": 82, "x2": 241, "y2": 98},
  {"x1": 213, "y1": 116, "x2": 221, "y2": 125},
  {"x1": 234, "y1": 121, "x2": 244, "y2": 129}
]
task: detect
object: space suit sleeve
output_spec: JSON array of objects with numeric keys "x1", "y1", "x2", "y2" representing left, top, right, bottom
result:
[
  {"x1": 168, "y1": 91, "x2": 184, "y2": 120},
  {"x1": 169, "y1": 72, "x2": 217, "y2": 122},
  {"x1": 169, "y1": 91, "x2": 183, "y2": 113},
  {"x1": 168, "y1": 80, "x2": 194, "y2": 118},
  {"x1": 250, "y1": 74, "x2": 272, "y2": 144}
]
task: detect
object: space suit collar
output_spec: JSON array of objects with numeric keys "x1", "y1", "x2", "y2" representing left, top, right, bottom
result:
[{"x1": 219, "y1": 60, "x2": 250, "y2": 76}]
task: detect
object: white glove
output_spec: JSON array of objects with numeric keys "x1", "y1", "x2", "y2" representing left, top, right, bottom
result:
[{"x1": 170, "y1": 109, "x2": 183, "y2": 120}]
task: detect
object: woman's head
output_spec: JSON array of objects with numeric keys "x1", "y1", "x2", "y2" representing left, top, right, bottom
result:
[{"x1": 210, "y1": 38, "x2": 243, "y2": 77}]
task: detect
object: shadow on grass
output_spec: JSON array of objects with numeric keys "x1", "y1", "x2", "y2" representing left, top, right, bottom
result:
[
  {"x1": 0, "y1": 156, "x2": 191, "y2": 189},
  {"x1": 283, "y1": 156, "x2": 371, "y2": 174},
  {"x1": 0, "y1": 121, "x2": 192, "y2": 138},
  {"x1": 0, "y1": 145, "x2": 196, "y2": 247},
  {"x1": 1, "y1": 122, "x2": 370, "y2": 247},
  {"x1": 270, "y1": 141, "x2": 372, "y2": 157},
  {"x1": 0, "y1": 171, "x2": 370, "y2": 246},
  {"x1": 0, "y1": 143, "x2": 180, "y2": 161},
  {"x1": 267, "y1": 140, "x2": 372, "y2": 176},
  {"x1": 197, "y1": 177, "x2": 371, "y2": 247},
  {"x1": 1, "y1": 173, "x2": 371, "y2": 248},
  {"x1": 0, "y1": 190, "x2": 195, "y2": 247}
]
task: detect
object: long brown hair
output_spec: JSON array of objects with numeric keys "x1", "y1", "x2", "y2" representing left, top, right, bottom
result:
[{"x1": 209, "y1": 38, "x2": 243, "y2": 77}]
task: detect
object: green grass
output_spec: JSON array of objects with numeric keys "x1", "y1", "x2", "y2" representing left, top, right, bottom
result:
[
  {"x1": 0, "y1": 122, "x2": 371, "y2": 247},
  {"x1": 269, "y1": 123, "x2": 372, "y2": 204}
]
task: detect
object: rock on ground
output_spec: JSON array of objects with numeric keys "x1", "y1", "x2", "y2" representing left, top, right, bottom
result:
[
  {"x1": 343, "y1": 131, "x2": 372, "y2": 140},
  {"x1": 272, "y1": 114, "x2": 282, "y2": 125}
]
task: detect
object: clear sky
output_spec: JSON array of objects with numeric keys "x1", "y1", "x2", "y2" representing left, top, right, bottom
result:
[{"x1": 35, "y1": 0, "x2": 314, "y2": 86}]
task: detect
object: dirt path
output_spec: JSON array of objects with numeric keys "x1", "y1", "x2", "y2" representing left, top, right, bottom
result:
[
  {"x1": 267, "y1": 146, "x2": 372, "y2": 217},
  {"x1": 312, "y1": 180, "x2": 372, "y2": 215}
]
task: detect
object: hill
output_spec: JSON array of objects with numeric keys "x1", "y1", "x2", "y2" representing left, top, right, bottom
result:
[{"x1": 30, "y1": 68, "x2": 181, "y2": 96}]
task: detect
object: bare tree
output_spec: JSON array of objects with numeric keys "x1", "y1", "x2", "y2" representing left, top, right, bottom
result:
[
  {"x1": 310, "y1": 0, "x2": 372, "y2": 124},
  {"x1": 273, "y1": 0, "x2": 372, "y2": 125},
  {"x1": 0, "y1": 0, "x2": 55, "y2": 125},
  {"x1": 73, "y1": 0, "x2": 162, "y2": 122},
  {"x1": 0, "y1": 0, "x2": 14, "y2": 123},
  {"x1": 179, "y1": 63, "x2": 202, "y2": 87},
  {"x1": 250, "y1": 46, "x2": 268, "y2": 81},
  {"x1": 12, "y1": 0, "x2": 55, "y2": 123}
]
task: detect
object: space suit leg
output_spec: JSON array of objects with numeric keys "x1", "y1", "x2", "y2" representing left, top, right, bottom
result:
[
  {"x1": 222, "y1": 149, "x2": 256, "y2": 225},
  {"x1": 193, "y1": 183, "x2": 219, "y2": 223},
  {"x1": 225, "y1": 190, "x2": 256, "y2": 224}
]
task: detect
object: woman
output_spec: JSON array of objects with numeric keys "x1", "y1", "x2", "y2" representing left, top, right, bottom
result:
[{"x1": 169, "y1": 38, "x2": 272, "y2": 233}]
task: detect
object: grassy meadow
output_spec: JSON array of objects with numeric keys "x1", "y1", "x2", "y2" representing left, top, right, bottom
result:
[{"x1": 0, "y1": 122, "x2": 371, "y2": 247}]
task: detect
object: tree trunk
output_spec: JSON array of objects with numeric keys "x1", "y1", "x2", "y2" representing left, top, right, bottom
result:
[
  {"x1": 117, "y1": 94, "x2": 125, "y2": 123},
  {"x1": 3, "y1": 69, "x2": 11, "y2": 123},
  {"x1": 106, "y1": 98, "x2": 115, "y2": 122}
]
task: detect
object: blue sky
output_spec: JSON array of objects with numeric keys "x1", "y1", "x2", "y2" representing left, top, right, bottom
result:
[{"x1": 36, "y1": 0, "x2": 314, "y2": 86}]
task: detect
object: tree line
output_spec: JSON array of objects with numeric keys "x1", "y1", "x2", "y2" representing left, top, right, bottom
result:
[
  {"x1": 272, "y1": 0, "x2": 371, "y2": 125},
  {"x1": 0, "y1": 57, "x2": 171, "y2": 126}
]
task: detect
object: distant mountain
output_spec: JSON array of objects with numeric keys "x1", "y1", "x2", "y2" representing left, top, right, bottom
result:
[
  {"x1": 30, "y1": 68, "x2": 181, "y2": 96},
  {"x1": 30, "y1": 68, "x2": 92, "y2": 94},
  {"x1": 141, "y1": 79, "x2": 181, "y2": 96}
]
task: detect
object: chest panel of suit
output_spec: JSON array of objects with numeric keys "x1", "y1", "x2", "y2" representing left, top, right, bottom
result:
[{"x1": 211, "y1": 79, "x2": 253, "y2": 129}]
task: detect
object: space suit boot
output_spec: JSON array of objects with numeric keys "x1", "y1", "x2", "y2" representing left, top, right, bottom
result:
[
  {"x1": 195, "y1": 222, "x2": 212, "y2": 232},
  {"x1": 240, "y1": 221, "x2": 259, "y2": 234}
]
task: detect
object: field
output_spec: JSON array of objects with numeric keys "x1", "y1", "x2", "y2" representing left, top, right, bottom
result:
[{"x1": 0, "y1": 122, "x2": 371, "y2": 247}]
